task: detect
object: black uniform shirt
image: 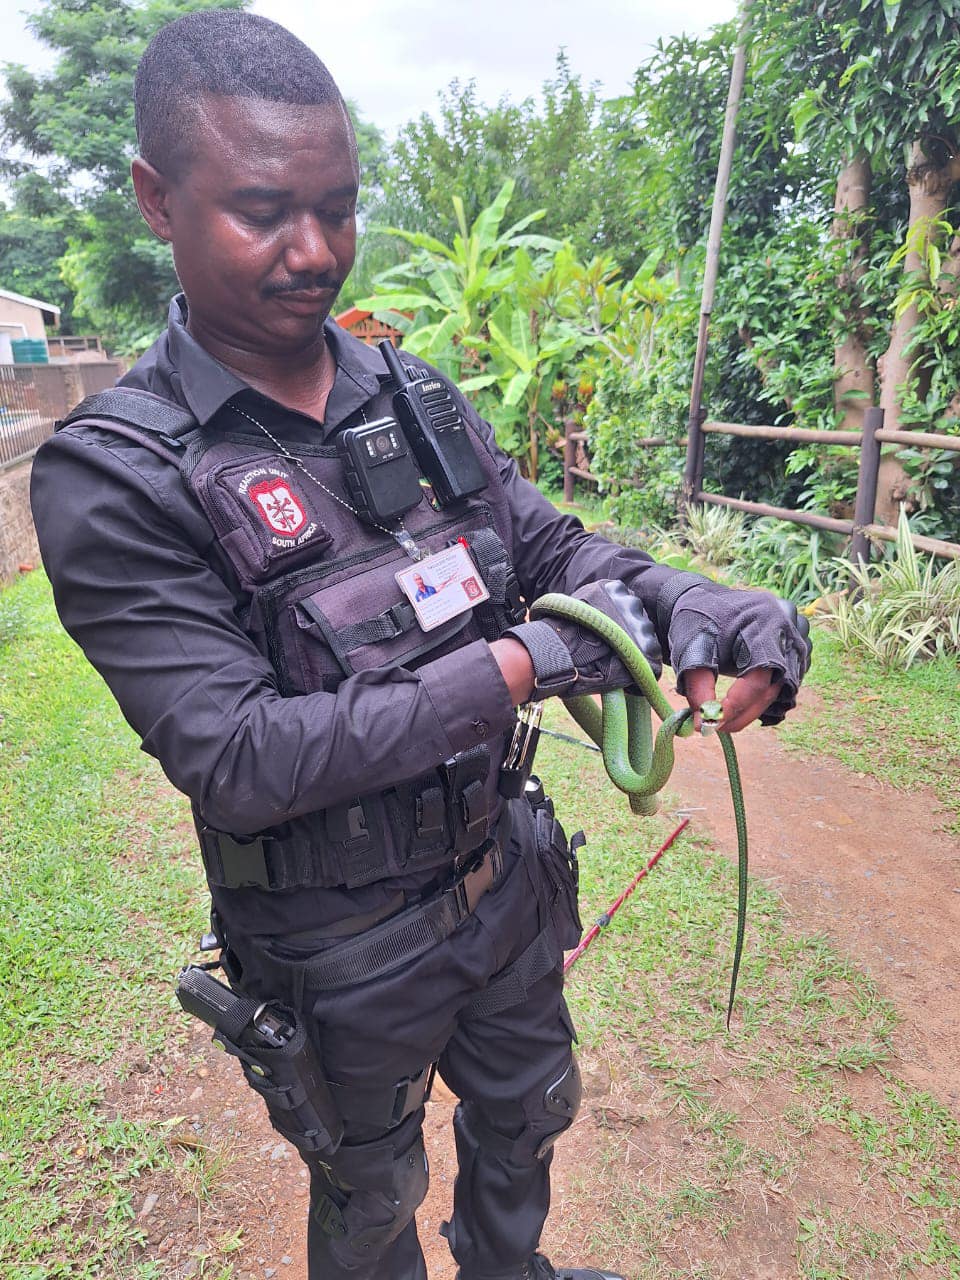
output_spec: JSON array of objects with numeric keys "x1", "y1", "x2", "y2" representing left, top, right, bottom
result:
[{"x1": 32, "y1": 296, "x2": 675, "y2": 937}]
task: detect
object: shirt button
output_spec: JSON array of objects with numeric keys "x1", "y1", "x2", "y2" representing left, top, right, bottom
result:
[{"x1": 472, "y1": 718, "x2": 489, "y2": 739}]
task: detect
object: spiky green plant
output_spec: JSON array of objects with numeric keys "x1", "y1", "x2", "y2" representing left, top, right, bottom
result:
[
  {"x1": 676, "y1": 503, "x2": 747, "y2": 567},
  {"x1": 731, "y1": 518, "x2": 845, "y2": 604},
  {"x1": 822, "y1": 510, "x2": 960, "y2": 668}
]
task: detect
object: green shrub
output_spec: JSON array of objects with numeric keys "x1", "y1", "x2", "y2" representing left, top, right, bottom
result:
[
  {"x1": 676, "y1": 503, "x2": 747, "y2": 567},
  {"x1": 730, "y1": 518, "x2": 847, "y2": 604}
]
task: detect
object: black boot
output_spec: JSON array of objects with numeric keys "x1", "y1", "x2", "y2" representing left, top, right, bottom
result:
[
  {"x1": 457, "y1": 1255, "x2": 624, "y2": 1280},
  {"x1": 521, "y1": 1254, "x2": 626, "y2": 1280}
]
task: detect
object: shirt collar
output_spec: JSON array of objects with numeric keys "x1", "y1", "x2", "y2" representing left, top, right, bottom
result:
[{"x1": 163, "y1": 294, "x2": 389, "y2": 434}]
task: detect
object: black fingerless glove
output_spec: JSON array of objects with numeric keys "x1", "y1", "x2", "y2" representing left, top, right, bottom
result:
[
  {"x1": 505, "y1": 579, "x2": 662, "y2": 699},
  {"x1": 652, "y1": 573, "x2": 812, "y2": 726}
]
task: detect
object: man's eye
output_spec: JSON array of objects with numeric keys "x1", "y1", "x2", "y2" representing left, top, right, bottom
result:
[
  {"x1": 322, "y1": 207, "x2": 355, "y2": 226},
  {"x1": 243, "y1": 210, "x2": 284, "y2": 227}
]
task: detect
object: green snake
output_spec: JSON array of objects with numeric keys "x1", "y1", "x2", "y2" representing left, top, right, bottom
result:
[{"x1": 529, "y1": 593, "x2": 749, "y2": 1027}]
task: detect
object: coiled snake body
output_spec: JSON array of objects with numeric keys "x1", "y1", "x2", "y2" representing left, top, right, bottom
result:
[{"x1": 530, "y1": 593, "x2": 749, "y2": 1025}]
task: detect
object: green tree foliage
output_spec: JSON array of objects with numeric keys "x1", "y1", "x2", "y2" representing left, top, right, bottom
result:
[
  {"x1": 360, "y1": 181, "x2": 667, "y2": 484},
  {"x1": 583, "y1": 2, "x2": 959, "y2": 538},
  {"x1": 0, "y1": 0, "x2": 387, "y2": 349},
  {"x1": 1, "y1": 0, "x2": 247, "y2": 348},
  {"x1": 379, "y1": 57, "x2": 613, "y2": 244},
  {"x1": 346, "y1": 54, "x2": 646, "y2": 306},
  {"x1": 751, "y1": 0, "x2": 960, "y2": 522},
  {"x1": 584, "y1": 21, "x2": 818, "y2": 526},
  {"x1": 0, "y1": 172, "x2": 80, "y2": 323}
]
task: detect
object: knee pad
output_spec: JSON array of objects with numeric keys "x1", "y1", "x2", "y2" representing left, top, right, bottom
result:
[
  {"x1": 454, "y1": 1052, "x2": 582, "y2": 1165},
  {"x1": 312, "y1": 1128, "x2": 429, "y2": 1268},
  {"x1": 534, "y1": 1054, "x2": 582, "y2": 1158}
]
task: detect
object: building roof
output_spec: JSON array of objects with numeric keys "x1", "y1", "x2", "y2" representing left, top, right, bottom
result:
[{"x1": 0, "y1": 288, "x2": 62, "y2": 323}]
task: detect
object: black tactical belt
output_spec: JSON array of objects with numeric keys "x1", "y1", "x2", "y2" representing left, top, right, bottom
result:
[{"x1": 268, "y1": 839, "x2": 504, "y2": 991}]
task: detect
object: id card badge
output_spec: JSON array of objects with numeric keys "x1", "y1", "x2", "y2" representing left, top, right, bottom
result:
[{"x1": 396, "y1": 542, "x2": 490, "y2": 631}]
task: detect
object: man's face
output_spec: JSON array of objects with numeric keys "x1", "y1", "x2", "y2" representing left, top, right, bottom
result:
[{"x1": 152, "y1": 95, "x2": 359, "y2": 357}]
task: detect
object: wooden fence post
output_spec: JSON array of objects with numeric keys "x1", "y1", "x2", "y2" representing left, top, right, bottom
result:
[
  {"x1": 850, "y1": 407, "x2": 884, "y2": 567},
  {"x1": 681, "y1": 0, "x2": 752, "y2": 517}
]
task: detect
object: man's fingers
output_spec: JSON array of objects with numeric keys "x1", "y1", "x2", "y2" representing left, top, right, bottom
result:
[
  {"x1": 718, "y1": 668, "x2": 782, "y2": 733},
  {"x1": 682, "y1": 666, "x2": 783, "y2": 733},
  {"x1": 682, "y1": 667, "x2": 718, "y2": 733}
]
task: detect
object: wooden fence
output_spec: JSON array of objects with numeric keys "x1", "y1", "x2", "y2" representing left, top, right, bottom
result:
[
  {"x1": 563, "y1": 410, "x2": 960, "y2": 562},
  {"x1": 0, "y1": 361, "x2": 123, "y2": 469}
]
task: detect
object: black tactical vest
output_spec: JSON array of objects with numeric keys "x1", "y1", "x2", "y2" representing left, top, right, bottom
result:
[{"x1": 58, "y1": 368, "x2": 526, "y2": 893}]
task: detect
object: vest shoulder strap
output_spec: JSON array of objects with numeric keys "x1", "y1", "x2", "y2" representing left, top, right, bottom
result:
[{"x1": 57, "y1": 387, "x2": 198, "y2": 444}]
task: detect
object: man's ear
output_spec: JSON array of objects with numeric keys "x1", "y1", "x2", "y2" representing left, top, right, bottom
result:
[{"x1": 131, "y1": 157, "x2": 173, "y2": 242}]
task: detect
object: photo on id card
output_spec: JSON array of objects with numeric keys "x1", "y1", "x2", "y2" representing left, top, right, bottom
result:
[{"x1": 396, "y1": 542, "x2": 490, "y2": 631}]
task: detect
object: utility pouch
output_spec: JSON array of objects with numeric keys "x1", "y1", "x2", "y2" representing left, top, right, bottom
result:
[
  {"x1": 531, "y1": 791, "x2": 583, "y2": 951},
  {"x1": 176, "y1": 964, "x2": 343, "y2": 1155}
]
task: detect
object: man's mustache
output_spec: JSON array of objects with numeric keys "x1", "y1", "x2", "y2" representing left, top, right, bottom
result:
[{"x1": 263, "y1": 275, "x2": 343, "y2": 298}]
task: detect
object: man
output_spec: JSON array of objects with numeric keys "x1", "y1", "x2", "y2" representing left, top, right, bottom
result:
[
  {"x1": 31, "y1": 12, "x2": 810, "y2": 1280},
  {"x1": 414, "y1": 573, "x2": 438, "y2": 602}
]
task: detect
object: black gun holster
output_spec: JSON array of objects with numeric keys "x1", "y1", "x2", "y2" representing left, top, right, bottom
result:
[{"x1": 176, "y1": 964, "x2": 344, "y2": 1156}]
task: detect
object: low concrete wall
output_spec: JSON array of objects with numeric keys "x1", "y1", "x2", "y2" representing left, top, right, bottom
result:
[{"x1": 0, "y1": 456, "x2": 40, "y2": 586}]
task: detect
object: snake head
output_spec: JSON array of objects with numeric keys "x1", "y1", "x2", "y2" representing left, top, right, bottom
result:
[{"x1": 699, "y1": 699, "x2": 724, "y2": 736}]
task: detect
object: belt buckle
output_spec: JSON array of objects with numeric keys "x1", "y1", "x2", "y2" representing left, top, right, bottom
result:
[{"x1": 453, "y1": 875, "x2": 471, "y2": 919}]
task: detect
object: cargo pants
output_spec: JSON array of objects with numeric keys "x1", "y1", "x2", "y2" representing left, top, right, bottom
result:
[{"x1": 225, "y1": 796, "x2": 583, "y2": 1280}]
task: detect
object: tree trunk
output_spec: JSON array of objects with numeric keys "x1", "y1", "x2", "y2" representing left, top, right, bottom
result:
[
  {"x1": 832, "y1": 153, "x2": 874, "y2": 431},
  {"x1": 875, "y1": 141, "x2": 960, "y2": 523},
  {"x1": 941, "y1": 234, "x2": 960, "y2": 419}
]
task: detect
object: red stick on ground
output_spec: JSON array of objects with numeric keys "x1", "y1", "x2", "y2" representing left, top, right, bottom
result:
[{"x1": 563, "y1": 817, "x2": 690, "y2": 972}]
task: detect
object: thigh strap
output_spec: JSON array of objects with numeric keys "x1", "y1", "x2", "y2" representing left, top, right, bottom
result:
[{"x1": 460, "y1": 921, "x2": 560, "y2": 1021}]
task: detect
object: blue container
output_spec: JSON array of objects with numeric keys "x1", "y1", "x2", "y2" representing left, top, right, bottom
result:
[{"x1": 11, "y1": 338, "x2": 50, "y2": 363}]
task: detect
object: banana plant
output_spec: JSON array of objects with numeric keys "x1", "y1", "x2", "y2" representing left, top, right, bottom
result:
[{"x1": 354, "y1": 179, "x2": 561, "y2": 382}]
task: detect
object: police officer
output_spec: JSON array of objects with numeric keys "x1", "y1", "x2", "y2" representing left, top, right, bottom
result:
[{"x1": 31, "y1": 12, "x2": 811, "y2": 1280}]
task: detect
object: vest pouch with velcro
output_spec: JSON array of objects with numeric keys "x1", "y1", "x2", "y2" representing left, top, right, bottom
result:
[
  {"x1": 199, "y1": 793, "x2": 401, "y2": 891},
  {"x1": 324, "y1": 793, "x2": 398, "y2": 887},
  {"x1": 285, "y1": 557, "x2": 478, "y2": 691},
  {"x1": 258, "y1": 519, "x2": 522, "y2": 696},
  {"x1": 387, "y1": 778, "x2": 449, "y2": 868},
  {"x1": 188, "y1": 442, "x2": 334, "y2": 585},
  {"x1": 443, "y1": 746, "x2": 492, "y2": 856}
]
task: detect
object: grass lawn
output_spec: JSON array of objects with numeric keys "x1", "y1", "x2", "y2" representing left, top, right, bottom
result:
[
  {"x1": 2, "y1": 570, "x2": 959, "y2": 1278},
  {"x1": 782, "y1": 626, "x2": 960, "y2": 834},
  {"x1": 1, "y1": 570, "x2": 208, "y2": 1279}
]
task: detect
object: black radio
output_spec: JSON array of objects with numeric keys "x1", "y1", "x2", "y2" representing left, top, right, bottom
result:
[
  {"x1": 336, "y1": 415, "x2": 423, "y2": 525},
  {"x1": 379, "y1": 340, "x2": 486, "y2": 506}
]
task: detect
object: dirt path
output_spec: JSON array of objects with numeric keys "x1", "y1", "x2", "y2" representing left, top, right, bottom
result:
[
  {"x1": 143, "y1": 690, "x2": 959, "y2": 1278},
  {"x1": 668, "y1": 689, "x2": 960, "y2": 1105}
]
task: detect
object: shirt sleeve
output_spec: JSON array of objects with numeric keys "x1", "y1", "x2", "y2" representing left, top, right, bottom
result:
[{"x1": 30, "y1": 427, "x2": 516, "y2": 835}]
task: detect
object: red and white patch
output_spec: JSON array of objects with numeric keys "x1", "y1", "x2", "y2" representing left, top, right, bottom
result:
[{"x1": 248, "y1": 477, "x2": 308, "y2": 538}]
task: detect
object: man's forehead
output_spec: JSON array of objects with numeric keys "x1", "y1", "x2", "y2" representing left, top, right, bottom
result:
[
  {"x1": 190, "y1": 92, "x2": 349, "y2": 146},
  {"x1": 186, "y1": 93, "x2": 358, "y2": 183}
]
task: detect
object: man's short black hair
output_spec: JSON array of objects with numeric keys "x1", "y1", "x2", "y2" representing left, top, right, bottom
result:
[{"x1": 135, "y1": 9, "x2": 352, "y2": 177}]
